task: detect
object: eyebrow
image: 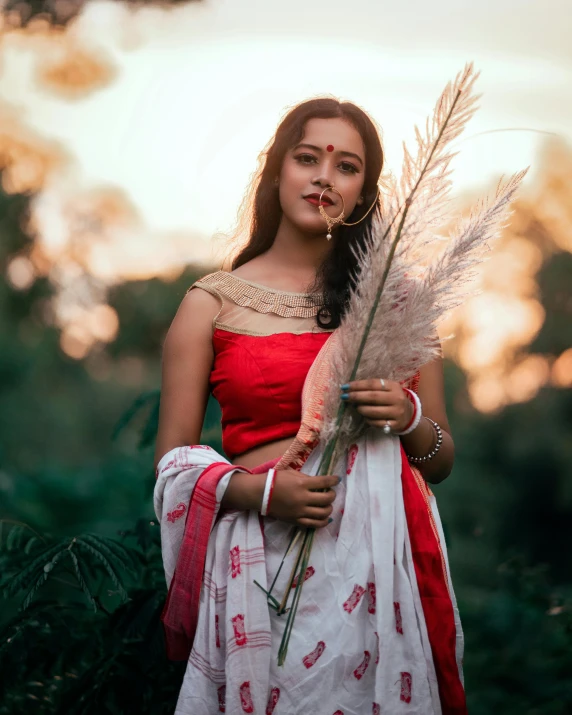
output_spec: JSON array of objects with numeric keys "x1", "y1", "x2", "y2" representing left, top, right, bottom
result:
[{"x1": 293, "y1": 142, "x2": 364, "y2": 168}]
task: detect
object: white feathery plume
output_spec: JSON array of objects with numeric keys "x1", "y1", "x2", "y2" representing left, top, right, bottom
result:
[
  {"x1": 321, "y1": 169, "x2": 529, "y2": 445},
  {"x1": 394, "y1": 63, "x2": 481, "y2": 260},
  {"x1": 272, "y1": 64, "x2": 527, "y2": 666},
  {"x1": 319, "y1": 64, "x2": 525, "y2": 446}
]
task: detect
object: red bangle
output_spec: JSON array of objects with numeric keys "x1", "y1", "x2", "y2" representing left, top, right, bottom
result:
[{"x1": 401, "y1": 388, "x2": 417, "y2": 432}]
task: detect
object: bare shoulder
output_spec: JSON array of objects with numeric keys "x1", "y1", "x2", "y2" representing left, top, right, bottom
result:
[{"x1": 163, "y1": 285, "x2": 220, "y2": 355}]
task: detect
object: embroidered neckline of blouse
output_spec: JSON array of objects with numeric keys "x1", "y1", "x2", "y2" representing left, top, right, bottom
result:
[{"x1": 191, "y1": 270, "x2": 324, "y2": 319}]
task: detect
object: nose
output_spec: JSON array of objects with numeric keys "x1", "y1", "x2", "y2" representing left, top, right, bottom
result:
[{"x1": 311, "y1": 164, "x2": 336, "y2": 191}]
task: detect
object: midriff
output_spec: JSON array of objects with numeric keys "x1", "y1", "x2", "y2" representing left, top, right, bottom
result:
[{"x1": 231, "y1": 436, "x2": 295, "y2": 470}]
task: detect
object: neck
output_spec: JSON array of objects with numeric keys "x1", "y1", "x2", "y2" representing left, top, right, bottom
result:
[{"x1": 265, "y1": 215, "x2": 333, "y2": 279}]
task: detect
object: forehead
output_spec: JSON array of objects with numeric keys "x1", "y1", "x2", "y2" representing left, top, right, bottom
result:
[{"x1": 300, "y1": 117, "x2": 365, "y2": 157}]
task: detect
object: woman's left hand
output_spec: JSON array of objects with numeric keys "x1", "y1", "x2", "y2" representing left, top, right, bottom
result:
[{"x1": 340, "y1": 379, "x2": 413, "y2": 433}]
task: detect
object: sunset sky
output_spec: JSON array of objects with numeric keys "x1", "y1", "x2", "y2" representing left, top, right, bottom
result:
[
  {"x1": 1, "y1": 0, "x2": 571, "y2": 406},
  {"x1": 2, "y1": 0, "x2": 571, "y2": 261}
]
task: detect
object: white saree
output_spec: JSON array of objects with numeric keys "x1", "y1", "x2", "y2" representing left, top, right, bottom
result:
[{"x1": 154, "y1": 432, "x2": 464, "y2": 715}]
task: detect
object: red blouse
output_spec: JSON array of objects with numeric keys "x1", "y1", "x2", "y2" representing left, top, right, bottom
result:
[{"x1": 210, "y1": 328, "x2": 332, "y2": 459}]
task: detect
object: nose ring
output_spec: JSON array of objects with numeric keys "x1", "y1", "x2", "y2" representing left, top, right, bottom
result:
[{"x1": 319, "y1": 186, "x2": 345, "y2": 240}]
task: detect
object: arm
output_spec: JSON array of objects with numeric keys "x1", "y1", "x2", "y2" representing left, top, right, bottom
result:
[
  {"x1": 153, "y1": 287, "x2": 221, "y2": 471},
  {"x1": 153, "y1": 286, "x2": 268, "y2": 508}
]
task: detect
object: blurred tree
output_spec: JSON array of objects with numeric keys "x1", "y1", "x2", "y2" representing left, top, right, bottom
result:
[{"x1": 3, "y1": 0, "x2": 200, "y2": 28}]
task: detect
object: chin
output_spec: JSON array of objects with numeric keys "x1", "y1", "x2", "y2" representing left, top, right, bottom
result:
[{"x1": 286, "y1": 212, "x2": 328, "y2": 237}]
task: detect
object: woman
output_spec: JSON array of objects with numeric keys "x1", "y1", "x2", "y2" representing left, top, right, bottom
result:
[{"x1": 154, "y1": 98, "x2": 466, "y2": 715}]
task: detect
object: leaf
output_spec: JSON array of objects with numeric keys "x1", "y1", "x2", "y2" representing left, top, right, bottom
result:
[
  {"x1": 3, "y1": 543, "x2": 63, "y2": 597},
  {"x1": 74, "y1": 538, "x2": 128, "y2": 600},
  {"x1": 67, "y1": 549, "x2": 97, "y2": 612},
  {"x1": 21, "y1": 550, "x2": 65, "y2": 611},
  {"x1": 81, "y1": 534, "x2": 139, "y2": 575}
]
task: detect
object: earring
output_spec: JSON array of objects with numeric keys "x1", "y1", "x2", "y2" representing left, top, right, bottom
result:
[
  {"x1": 357, "y1": 195, "x2": 364, "y2": 205},
  {"x1": 274, "y1": 178, "x2": 279, "y2": 186}
]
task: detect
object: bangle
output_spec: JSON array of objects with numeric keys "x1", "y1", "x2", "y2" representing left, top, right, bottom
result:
[
  {"x1": 396, "y1": 389, "x2": 422, "y2": 436},
  {"x1": 406, "y1": 418, "x2": 443, "y2": 463},
  {"x1": 260, "y1": 468, "x2": 276, "y2": 516}
]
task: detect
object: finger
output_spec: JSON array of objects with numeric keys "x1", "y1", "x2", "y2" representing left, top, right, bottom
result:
[
  {"x1": 341, "y1": 379, "x2": 392, "y2": 392},
  {"x1": 368, "y1": 419, "x2": 399, "y2": 430},
  {"x1": 307, "y1": 475, "x2": 341, "y2": 491},
  {"x1": 302, "y1": 505, "x2": 334, "y2": 520},
  {"x1": 297, "y1": 517, "x2": 331, "y2": 529},
  {"x1": 306, "y1": 490, "x2": 337, "y2": 507},
  {"x1": 344, "y1": 390, "x2": 394, "y2": 405},
  {"x1": 355, "y1": 405, "x2": 397, "y2": 419}
]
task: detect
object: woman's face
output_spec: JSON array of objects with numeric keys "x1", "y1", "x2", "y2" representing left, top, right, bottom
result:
[{"x1": 278, "y1": 117, "x2": 367, "y2": 237}]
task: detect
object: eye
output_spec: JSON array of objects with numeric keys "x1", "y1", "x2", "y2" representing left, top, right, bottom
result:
[
  {"x1": 339, "y1": 161, "x2": 359, "y2": 174},
  {"x1": 294, "y1": 153, "x2": 317, "y2": 165}
]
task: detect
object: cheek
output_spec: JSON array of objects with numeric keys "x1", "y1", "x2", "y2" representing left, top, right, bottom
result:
[{"x1": 280, "y1": 159, "x2": 306, "y2": 190}]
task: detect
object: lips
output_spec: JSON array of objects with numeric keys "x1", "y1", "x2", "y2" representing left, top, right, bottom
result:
[{"x1": 304, "y1": 193, "x2": 334, "y2": 207}]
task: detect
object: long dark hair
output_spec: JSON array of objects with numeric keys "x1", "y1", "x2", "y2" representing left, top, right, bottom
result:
[{"x1": 231, "y1": 98, "x2": 385, "y2": 329}]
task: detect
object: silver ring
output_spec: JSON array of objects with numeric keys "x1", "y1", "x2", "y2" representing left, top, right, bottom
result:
[
  {"x1": 383, "y1": 422, "x2": 391, "y2": 435},
  {"x1": 380, "y1": 378, "x2": 386, "y2": 389}
]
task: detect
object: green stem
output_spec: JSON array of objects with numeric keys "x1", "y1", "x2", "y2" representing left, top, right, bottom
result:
[
  {"x1": 277, "y1": 529, "x2": 315, "y2": 665},
  {"x1": 273, "y1": 88, "x2": 464, "y2": 665}
]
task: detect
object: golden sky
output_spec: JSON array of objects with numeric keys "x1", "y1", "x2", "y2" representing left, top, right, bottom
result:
[
  {"x1": 1, "y1": 0, "x2": 571, "y2": 404},
  {"x1": 1, "y1": 0, "x2": 571, "y2": 266}
]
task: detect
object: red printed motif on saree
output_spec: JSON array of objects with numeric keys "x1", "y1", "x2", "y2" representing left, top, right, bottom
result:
[
  {"x1": 217, "y1": 685, "x2": 226, "y2": 712},
  {"x1": 353, "y1": 650, "x2": 371, "y2": 680},
  {"x1": 394, "y1": 601, "x2": 403, "y2": 634},
  {"x1": 240, "y1": 681, "x2": 254, "y2": 713},
  {"x1": 266, "y1": 687, "x2": 280, "y2": 715},
  {"x1": 291, "y1": 566, "x2": 315, "y2": 588},
  {"x1": 230, "y1": 545, "x2": 241, "y2": 578},
  {"x1": 215, "y1": 614, "x2": 221, "y2": 648},
  {"x1": 372, "y1": 704, "x2": 380, "y2": 715},
  {"x1": 231, "y1": 614, "x2": 248, "y2": 647},
  {"x1": 400, "y1": 672, "x2": 412, "y2": 703},
  {"x1": 333, "y1": 711, "x2": 344, "y2": 715},
  {"x1": 166, "y1": 502, "x2": 186, "y2": 523},
  {"x1": 367, "y1": 582, "x2": 376, "y2": 614},
  {"x1": 346, "y1": 443, "x2": 359, "y2": 475},
  {"x1": 302, "y1": 640, "x2": 326, "y2": 668},
  {"x1": 190, "y1": 444, "x2": 213, "y2": 450},
  {"x1": 343, "y1": 584, "x2": 366, "y2": 614}
]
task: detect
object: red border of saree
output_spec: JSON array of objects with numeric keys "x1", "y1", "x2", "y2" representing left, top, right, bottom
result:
[
  {"x1": 161, "y1": 461, "x2": 240, "y2": 661},
  {"x1": 400, "y1": 445, "x2": 467, "y2": 714}
]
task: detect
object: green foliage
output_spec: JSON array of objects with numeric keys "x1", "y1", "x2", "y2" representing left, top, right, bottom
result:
[
  {"x1": 463, "y1": 557, "x2": 572, "y2": 714},
  {"x1": 0, "y1": 519, "x2": 185, "y2": 714}
]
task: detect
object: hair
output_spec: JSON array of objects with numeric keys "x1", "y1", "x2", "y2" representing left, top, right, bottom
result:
[{"x1": 230, "y1": 97, "x2": 385, "y2": 329}]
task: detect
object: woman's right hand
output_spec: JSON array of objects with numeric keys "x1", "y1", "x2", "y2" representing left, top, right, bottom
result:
[{"x1": 268, "y1": 469, "x2": 340, "y2": 529}]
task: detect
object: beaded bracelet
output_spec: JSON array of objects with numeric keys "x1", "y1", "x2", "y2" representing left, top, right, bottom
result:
[{"x1": 405, "y1": 418, "x2": 443, "y2": 463}]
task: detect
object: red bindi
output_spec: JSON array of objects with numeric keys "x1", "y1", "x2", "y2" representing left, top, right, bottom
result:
[{"x1": 326, "y1": 144, "x2": 334, "y2": 152}]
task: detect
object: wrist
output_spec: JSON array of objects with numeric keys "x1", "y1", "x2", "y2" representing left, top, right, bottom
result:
[
  {"x1": 221, "y1": 471, "x2": 266, "y2": 511},
  {"x1": 399, "y1": 415, "x2": 434, "y2": 454},
  {"x1": 396, "y1": 389, "x2": 422, "y2": 435}
]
